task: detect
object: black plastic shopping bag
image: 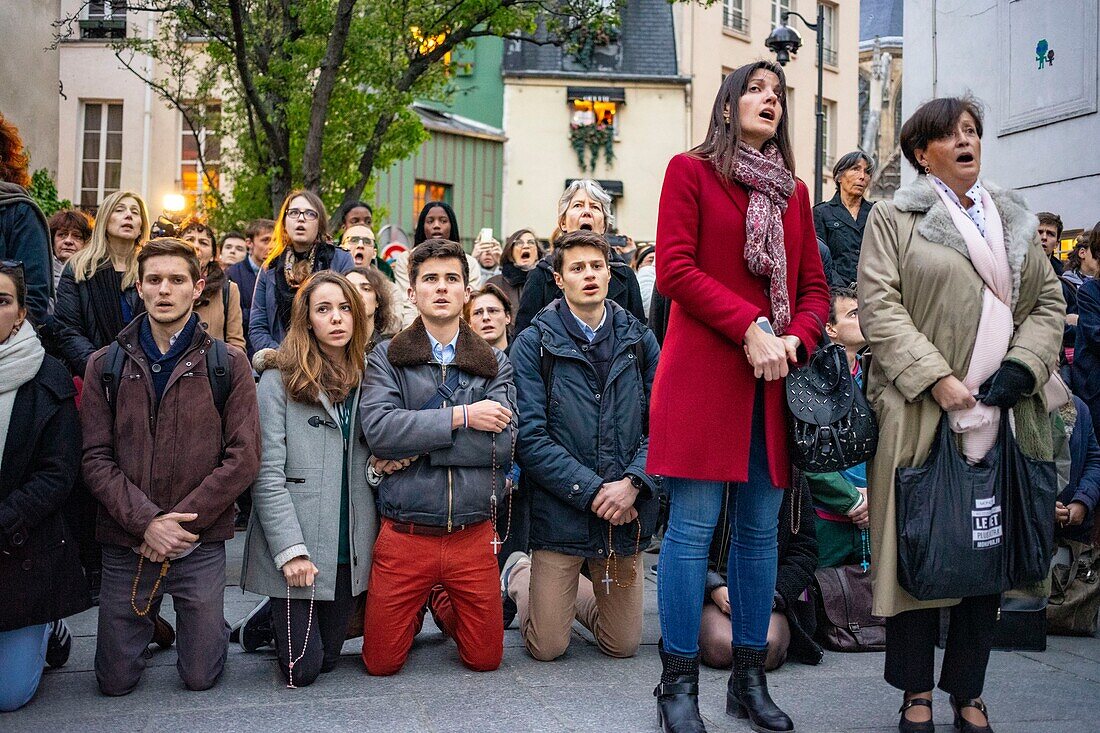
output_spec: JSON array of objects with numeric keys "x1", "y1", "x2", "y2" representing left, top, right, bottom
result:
[
  {"x1": 895, "y1": 415, "x2": 1007, "y2": 601},
  {"x1": 1000, "y1": 414, "x2": 1058, "y2": 589}
]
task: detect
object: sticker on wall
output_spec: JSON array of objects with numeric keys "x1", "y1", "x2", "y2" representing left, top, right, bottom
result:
[{"x1": 1036, "y1": 39, "x2": 1055, "y2": 69}]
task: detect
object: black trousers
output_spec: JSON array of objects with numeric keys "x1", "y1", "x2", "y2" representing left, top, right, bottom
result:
[
  {"x1": 270, "y1": 563, "x2": 355, "y2": 687},
  {"x1": 884, "y1": 593, "x2": 1000, "y2": 700}
]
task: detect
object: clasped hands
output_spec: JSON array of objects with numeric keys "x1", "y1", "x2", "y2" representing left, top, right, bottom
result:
[
  {"x1": 592, "y1": 478, "x2": 639, "y2": 526},
  {"x1": 743, "y1": 322, "x2": 801, "y2": 381},
  {"x1": 140, "y1": 512, "x2": 199, "y2": 562}
]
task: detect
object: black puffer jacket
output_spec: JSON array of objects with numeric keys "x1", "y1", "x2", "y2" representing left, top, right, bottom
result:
[
  {"x1": 705, "y1": 473, "x2": 822, "y2": 665},
  {"x1": 0, "y1": 355, "x2": 90, "y2": 631},
  {"x1": 54, "y1": 264, "x2": 144, "y2": 377},
  {"x1": 512, "y1": 299, "x2": 661, "y2": 558},
  {"x1": 514, "y1": 254, "x2": 645, "y2": 335}
]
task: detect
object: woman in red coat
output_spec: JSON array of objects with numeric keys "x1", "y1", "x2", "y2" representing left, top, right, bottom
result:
[{"x1": 650, "y1": 61, "x2": 829, "y2": 733}]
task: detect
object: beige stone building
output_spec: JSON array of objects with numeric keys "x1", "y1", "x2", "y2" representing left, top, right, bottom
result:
[
  {"x1": 501, "y1": 0, "x2": 690, "y2": 242},
  {"x1": 674, "y1": 0, "x2": 862, "y2": 202},
  {"x1": 1, "y1": 2, "x2": 220, "y2": 217}
]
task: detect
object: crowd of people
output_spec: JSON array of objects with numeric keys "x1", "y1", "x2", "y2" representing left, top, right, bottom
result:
[{"x1": 0, "y1": 58, "x2": 1096, "y2": 733}]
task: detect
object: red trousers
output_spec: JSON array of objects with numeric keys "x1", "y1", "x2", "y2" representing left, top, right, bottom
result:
[{"x1": 362, "y1": 519, "x2": 503, "y2": 675}]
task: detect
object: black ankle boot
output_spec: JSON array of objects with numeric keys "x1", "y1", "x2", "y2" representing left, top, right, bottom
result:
[
  {"x1": 727, "y1": 645, "x2": 794, "y2": 733},
  {"x1": 653, "y1": 641, "x2": 707, "y2": 733}
]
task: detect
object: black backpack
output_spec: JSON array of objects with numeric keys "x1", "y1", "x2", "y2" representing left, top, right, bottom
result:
[{"x1": 101, "y1": 338, "x2": 231, "y2": 418}]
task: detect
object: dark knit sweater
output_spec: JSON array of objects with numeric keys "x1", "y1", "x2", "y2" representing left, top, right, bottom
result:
[{"x1": 139, "y1": 314, "x2": 200, "y2": 406}]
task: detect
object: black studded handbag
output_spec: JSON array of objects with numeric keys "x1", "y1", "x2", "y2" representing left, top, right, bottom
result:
[{"x1": 785, "y1": 316, "x2": 878, "y2": 472}]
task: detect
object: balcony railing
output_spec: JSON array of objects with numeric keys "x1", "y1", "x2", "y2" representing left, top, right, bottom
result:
[
  {"x1": 822, "y1": 46, "x2": 838, "y2": 66},
  {"x1": 723, "y1": 9, "x2": 748, "y2": 34},
  {"x1": 79, "y1": 18, "x2": 126, "y2": 40}
]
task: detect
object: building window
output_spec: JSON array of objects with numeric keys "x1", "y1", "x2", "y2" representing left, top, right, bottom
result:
[
  {"x1": 413, "y1": 181, "x2": 452, "y2": 224},
  {"x1": 180, "y1": 104, "x2": 221, "y2": 213},
  {"x1": 79, "y1": 102, "x2": 123, "y2": 212},
  {"x1": 820, "y1": 3, "x2": 838, "y2": 66},
  {"x1": 723, "y1": 0, "x2": 748, "y2": 34},
  {"x1": 821, "y1": 100, "x2": 836, "y2": 170},
  {"x1": 80, "y1": 1, "x2": 127, "y2": 40},
  {"x1": 570, "y1": 99, "x2": 619, "y2": 136},
  {"x1": 771, "y1": 0, "x2": 792, "y2": 29}
]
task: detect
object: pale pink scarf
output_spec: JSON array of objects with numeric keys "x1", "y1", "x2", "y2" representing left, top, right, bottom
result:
[{"x1": 931, "y1": 183, "x2": 1014, "y2": 463}]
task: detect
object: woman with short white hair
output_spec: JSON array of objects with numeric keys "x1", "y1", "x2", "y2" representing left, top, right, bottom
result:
[{"x1": 513, "y1": 179, "x2": 645, "y2": 333}]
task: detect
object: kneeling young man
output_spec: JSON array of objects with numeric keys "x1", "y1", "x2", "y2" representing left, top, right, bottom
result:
[
  {"x1": 82, "y1": 238, "x2": 260, "y2": 695},
  {"x1": 505, "y1": 230, "x2": 660, "y2": 661},
  {"x1": 360, "y1": 238, "x2": 517, "y2": 675}
]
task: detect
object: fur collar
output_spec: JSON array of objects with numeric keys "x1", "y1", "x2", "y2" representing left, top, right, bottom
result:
[
  {"x1": 387, "y1": 317, "x2": 498, "y2": 379},
  {"x1": 892, "y1": 175, "x2": 1038, "y2": 307}
]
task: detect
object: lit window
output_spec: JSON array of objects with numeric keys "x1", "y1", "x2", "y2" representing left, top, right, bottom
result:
[
  {"x1": 179, "y1": 103, "x2": 221, "y2": 213},
  {"x1": 570, "y1": 100, "x2": 618, "y2": 135},
  {"x1": 413, "y1": 181, "x2": 452, "y2": 226}
]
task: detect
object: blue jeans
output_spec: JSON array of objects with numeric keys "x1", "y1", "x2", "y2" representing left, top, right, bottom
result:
[
  {"x1": 657, "y1": 401, "x2": 783, "y2": 656},
  {"x1": 0, "y1": 623, "x2": 50, "y2": 712}
]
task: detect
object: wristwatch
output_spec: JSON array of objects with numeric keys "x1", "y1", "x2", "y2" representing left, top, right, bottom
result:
[{"x1": 625, "y1": 473, "x2": 650, "y2": 499}]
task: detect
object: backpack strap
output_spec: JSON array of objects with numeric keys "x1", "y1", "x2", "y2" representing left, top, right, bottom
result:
[
  {"x1": 539, "y1": 344, "x2": 555, "y2": 403},
  {"x1": 221, "y1": 280, "x2": 231, "y2": 334},
  {"x1": 101, "y1": 342, "x2": 127, "y2": 415},
  {"x1": 205, "y1": 339, "x2": 231, "y2": 416}
]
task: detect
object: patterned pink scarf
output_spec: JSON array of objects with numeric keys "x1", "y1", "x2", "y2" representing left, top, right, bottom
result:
[{"x1": 731, "y1": 142, "x2": 796, "y2": 334}]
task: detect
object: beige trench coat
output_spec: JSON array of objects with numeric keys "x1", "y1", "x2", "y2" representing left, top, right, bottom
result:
[{"x1": 857, "y1": 176, "x2": 1064, "y2": 617}]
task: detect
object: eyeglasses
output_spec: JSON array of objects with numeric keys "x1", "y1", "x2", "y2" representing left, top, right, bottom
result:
[
  {"x1": 345, "y1": 236, "x2": 375, "y2": 246},
  {"x1": 286, "y1": 208, "x2": 319, "y2": 221},
  {"x1": 472, "y1": 306, "x2": 505, "y2": 317}
]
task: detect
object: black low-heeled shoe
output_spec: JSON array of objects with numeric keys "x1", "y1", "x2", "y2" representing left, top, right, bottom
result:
[
  {"x1": 897, "y1": 697, "x2": 934, "y2": 733},
  {"x1": 950, "y1": 696, "x2": 994, "y2": 733}
]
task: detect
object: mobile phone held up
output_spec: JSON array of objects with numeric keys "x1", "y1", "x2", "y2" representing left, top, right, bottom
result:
[{"x1": 754, "y1": 316, "x2": 775, "y2": 336}]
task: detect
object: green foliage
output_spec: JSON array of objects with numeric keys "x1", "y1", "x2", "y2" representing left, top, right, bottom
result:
[
  {"x1": 72, "y1": 1, "x2": 630, "y2": 228},
  {"x1": 561, "y1": 4, "x2": 621, "y2": 68},
  {"x1": 569, "y1": 123, "x2": 615, "y2": 172},
  {"x1": 27, "y1": 169, "x2": 72, "y2": 217}
]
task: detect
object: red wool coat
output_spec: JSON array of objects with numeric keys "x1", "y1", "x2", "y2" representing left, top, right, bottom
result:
[{"x1": 646, "y1": 153, "x2": 830, "y2": 488}]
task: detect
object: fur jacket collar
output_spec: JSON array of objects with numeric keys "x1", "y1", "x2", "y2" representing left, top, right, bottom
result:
[
  {"x1": 387, "y1": 317, "x2": 499, "y2": 379},
  {"x1": 892, "y1": 175, "x2": 1039, "y2": 308}
]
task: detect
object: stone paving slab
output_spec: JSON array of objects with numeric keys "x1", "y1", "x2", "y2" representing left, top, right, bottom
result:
[{"x1": 4, "y1": 535, "x2": 1098, "y2": 732}]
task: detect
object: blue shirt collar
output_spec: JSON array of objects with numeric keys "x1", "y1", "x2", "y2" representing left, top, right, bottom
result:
[
  {"x1": 568, "y1": 304, "x2": 608, "y2": 343},
  {"x1": 426, "y1": 327, "x2": 459, "y2": 365}
]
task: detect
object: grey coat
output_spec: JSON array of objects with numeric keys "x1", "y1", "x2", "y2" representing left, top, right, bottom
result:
[
  {"x1": 361, "y1": 318, "x2": 517, "y2": 529},
  {"x1": 241, "y1": 363, "x2": 377, "y2": 601}
]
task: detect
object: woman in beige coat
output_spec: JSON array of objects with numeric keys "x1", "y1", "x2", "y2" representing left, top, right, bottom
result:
[
  {"x1": 858, "y1": 97, "x2": 1063, "y2": 733},
  {"x1": 179, "y1": 217, "x2": 246, "y2": 350}
]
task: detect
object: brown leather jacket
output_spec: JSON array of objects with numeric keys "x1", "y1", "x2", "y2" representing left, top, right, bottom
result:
[{"x1": 81, "y1": 317, "x2": 261, "y2": 547}]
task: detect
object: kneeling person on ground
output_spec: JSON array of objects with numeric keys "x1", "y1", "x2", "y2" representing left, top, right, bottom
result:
[
  {"x1": 505, "y1": 230, "x2": 661, "y2": 661},
  {"x1": 360, "y1": 238, "x2": 517, "y2": 676},
  {"x1": 82, "y1": 238, "x2": 261, "y2": 696}
]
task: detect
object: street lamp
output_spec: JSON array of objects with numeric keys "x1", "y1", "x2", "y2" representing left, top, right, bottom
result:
[{"x1": 766, "y1": 7, "x2": 826, "y2": 204}]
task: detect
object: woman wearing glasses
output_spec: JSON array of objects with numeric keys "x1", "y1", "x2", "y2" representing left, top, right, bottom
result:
[{"x1": 249, "y1": 191, "x2": 355, "y2": 353}]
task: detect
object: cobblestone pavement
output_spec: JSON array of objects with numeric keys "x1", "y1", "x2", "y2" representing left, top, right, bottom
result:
[{"x1": 5, "y1": 534, "x2": 1099, "y2": 732}]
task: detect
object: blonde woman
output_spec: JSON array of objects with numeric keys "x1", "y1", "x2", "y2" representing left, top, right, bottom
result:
[
  {"x1": 241, "y1": 271, "x2": 377, "y2": 686},
  {"x1": 55, "y1": 190, "x2": 150, "y2": 379}
]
